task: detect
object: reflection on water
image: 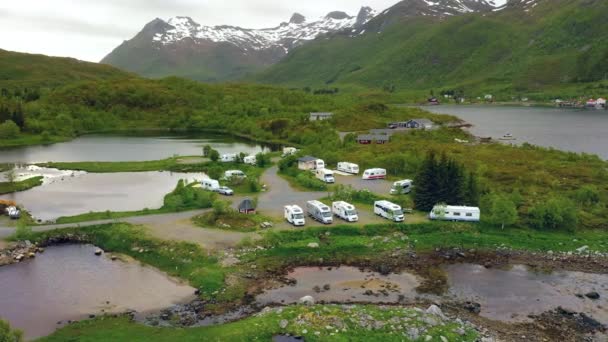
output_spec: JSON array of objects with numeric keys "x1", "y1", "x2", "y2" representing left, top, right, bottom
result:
[
  {"x1": 0, "y1": 171, "x2": 207, "y2": 221},
  {"x1": 0, "y1": 134, "x2": 273, "y2": 163},
  {"x1": 422, "y1": 105, "x2": 608, "y2": 159},
  {"x1": 445, "y1": 264, "x2": 608, "y2": 324},
  {"x1": 0, "y1": 244, "x2": 195, "y2": 339}
]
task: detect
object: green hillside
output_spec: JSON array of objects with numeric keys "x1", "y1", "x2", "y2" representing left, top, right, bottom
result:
[
  {"x1": 251, "y1": 0, "x2": 608, "y2": 100},
  {"x1": 0, "y1": 49, "x2": 131, "y2": 90}
]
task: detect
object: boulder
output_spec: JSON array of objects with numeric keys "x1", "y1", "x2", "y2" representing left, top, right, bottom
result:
[
  {"x1": 279, "y1": 319, "x2": 289, "y2": 329},
  {"x1": 299, "y1": 295, "x2": 315, "y2": 306},
  {"x1": 426, "y1": 305, "x2": 446, "y2": 319},
  {"x1": 94, "y1": 248, "x2": 103, "y2": 256},
  {"x1": 585, "y1": 292, "x2": 600, "y2": 300},
  {"x1": 576, "y1": 245, "x2": 589, "y2": 253},
  {"x1": 307, "y1": 242, "x2": 319, "y2": 248}
]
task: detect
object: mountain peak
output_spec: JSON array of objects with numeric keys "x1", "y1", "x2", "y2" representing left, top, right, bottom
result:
[
  {"x1": 289, "y1": 13, "x2": 306, "y2": 24},
  {"x1": 356, "y1": 6, "x2": 376, "y2": 26},
  {"x1": 325, "y1": 11, "x2": 352, "y2": 20}
]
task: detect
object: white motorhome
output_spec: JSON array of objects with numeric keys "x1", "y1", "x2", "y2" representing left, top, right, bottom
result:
[
  {"x1": 429, "y1": 205, "x2": 480, "y2": 222},
  {"x1": 6, "y1": 206, "x2": 20, "y2": 220},
  {"x1": 362, "y1": 168, "x2": 387, "y2": 180},
  {"x1": 298, "y1": 156, "x2": 325, "y2": 171},
  {"x1": 332, "y1": 201, "x2": 358, "y2": 222},
  {"x1": 220, "y1": 153, "x2": 237, "y2": 163},
  {"x1": 374, "y1": 200, "x2": 405, "y2": 222},
  {"x1": 337, "y1": 162, "x2": 359, "y2": 175},
  {"x1": 390, "y1": 179, "x2": 413, "y2": 195},
  {"x1": 315, "y1": 168, "x2": 335, "y2": 183},
  {"x1": 284, "y1": 205, "x2": 306, "y2": 226},
  {"x1": 306, "y1": 200, "x2": 333, "y2": 224},
  {"x1": 282, "y1": 147, "x2": 298, "y2": 157},
  {"x1": 224, "y1": 170, "x2": 247, "y2": 179},
  {"x1": 201, "y1": 179, "x2": 221, "y2": 192},
  {"x1": 243, "y1": 155, "x2": 257, "y2": 165}
]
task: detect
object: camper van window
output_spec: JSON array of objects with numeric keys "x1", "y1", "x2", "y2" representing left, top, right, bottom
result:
[
  {"x1": 466, "y1": 213, "x2": 473, "y2": 217},
  {"x1": 294, "y1": 213, "x2": 304, "y2": 219},
  {"x1": 322, "y1": 212, "x2": 332, "y2": 218},
  {"x1": 346, "y1": 209, "x2": 357, "y2": 216},
  {"x1": 454, "y1": 212, "x2": 461, "y2": 216},
  {"x1": 393, "y1": 209, "x2": 403, "y2": 216}
]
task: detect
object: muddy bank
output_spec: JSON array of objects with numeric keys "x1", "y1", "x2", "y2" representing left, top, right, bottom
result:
[{"x1": 0, "y1": 240, "x2": 43, "y2": 266}]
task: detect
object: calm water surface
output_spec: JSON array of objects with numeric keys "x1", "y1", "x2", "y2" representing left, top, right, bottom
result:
[
  {"x1": 0, "y1": 134, "x2": 271, "y2": 163},
  {"x1": 0, "y1": 171, "x2": 206, "y2": 221},
  {"x1": 422, "y1": 105, "x2": 608, "y2": 159},
  {"x1": 0, "y1": 244, "x2": 195, "y2": 339}
]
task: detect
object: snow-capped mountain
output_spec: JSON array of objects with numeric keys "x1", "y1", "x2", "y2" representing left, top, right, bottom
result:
[{"x1": 153, "y1": 8, "x2": 376, "y2": 53}]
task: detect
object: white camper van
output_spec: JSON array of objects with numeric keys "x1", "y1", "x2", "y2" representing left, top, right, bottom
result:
[
  {"x1": 429, "y1": 205, "x2": 480, "y2": 222},
  {"x1": 306, "y1": 200, "x2": 333, "y2": 224},
  {"x1": 374, "y1": 200, "x2": 405, "y2": 222},
  {"x1": 362, "y1": 168, "x2": 387, "y2": 180},
  {"x1": 243, "y1": 155, "x2": 257, "y2": 165},
  {"x1": 284, "y1": 205, "x2": 306, "y2": 226},
  {"x1": 332, "y1": 201, "x2": 358, "y2": 222},
  {"x1": 390, "y1": 179, "x2": 413, "y2": 195},
  {"x1": 337, "y1": 162, "x2": 359, "y2": 175},
  {"x1": 6, "y1": 206, "x2": 20, "y2": 220},
  {"x1": 201, "y1": 179, "x2": 221, "y2": 192},
  {"x1": 315, "y1": 168, "x2": 335, "y2": 183},
  {"x1": 220, "y1": 153, "x2": 237, "y2": 163},
  {"x1": 224, "y1": 170, "x2": 247, "y2": 179},
  {"x1": 282, "y1": 147, "x2": 298, "y2": 157}
]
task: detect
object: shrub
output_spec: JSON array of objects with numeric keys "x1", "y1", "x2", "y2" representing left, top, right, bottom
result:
[
  {"x1": 0, "y1": 319, "x2": 23, "y2": 342},
  {"x1": 0, "y1": 120, "x2": 20, "y2": 139},
  {"x1": 295, "y1": 172, "x2": 327, "y2": 191},
  {"x1": 529, "y1": 197, "x2": 578, "y2": 230},
  {"x1": 163, "y1": 180, "x2": 216, "y2": 211}
]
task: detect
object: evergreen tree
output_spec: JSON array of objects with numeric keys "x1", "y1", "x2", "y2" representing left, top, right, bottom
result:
[
  {"x1": 464, "y1": 171, "x2": 480, "y2": 206},
  {"x1": 414, "y1": 151, "x2": 440, "y2": 211}
]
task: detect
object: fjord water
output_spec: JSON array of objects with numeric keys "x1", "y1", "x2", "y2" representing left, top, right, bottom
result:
[
  {"x1": 0, "y1": 244, "x2": 195, "y2": 339},
  {"x1": 0, "y1": 133, "x2": 270, "y2": 163},
  {"x1": 422, "y1": 105, "x2": 608, "y2": 159},
  {"x1": 0, "y1": 171, "x2": 206, "y2": 222}
]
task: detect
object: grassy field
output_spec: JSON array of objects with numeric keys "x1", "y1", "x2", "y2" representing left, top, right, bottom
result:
[
  {"x1": 0, "y1": 134, "x2": 68, "y2": 148},
  {"x1": 192, "y1": 210, "x2": 273, "y2": 232},
  {"x1": 39, "y1": 304, "x2": 477, "y2": 342},
  {"x1": 0, "y1": 176, "x2": 43, "y2": 195},
  {"x1": 40, "y1": 158, "x2": 183, "y2": 173}
]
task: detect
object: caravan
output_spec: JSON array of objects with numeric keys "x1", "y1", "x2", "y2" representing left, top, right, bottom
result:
[
  {"x1": 315, "y1": 169, "x2": 335, "y2": 183},
  {"x1": 220, "y1": 153, "x2": 237, "y2": 163},
  {"x1": 362, "y1": 168, "x2": 387, "y2": 180},
  {"x1": 390, "y1": 179, "x2": 413, "y2": 195},
  {"x1": 224, "y1": 170, "x2": 247, "y2": 180},
  {"x1": 282, "y1": 147, "x2": 298, "y2": 157},
  {"x1": 332, "y1": 201, "x2": 358, "y2": 222},
  {"x1": 374, "y1": 200, "x2": 404, "y2": 222},
  {"x1": 306, "y1": 200, "x2": 333, "y2": 224},
  {"x1": 243, "y1": 155, "x2": 257, "y2": 165},
  {"x1": 201, "y1": 179, "x2": 221, "y2": 192},
  {"x1": 429, "y1": 205, "x2": 480, "y2": 222},
  {"x1": 337, "y1": 162, "x2": 359, "y2": 175},
  {"x1": 284, "y1": 205, "x2": 306, "y2": 226}
]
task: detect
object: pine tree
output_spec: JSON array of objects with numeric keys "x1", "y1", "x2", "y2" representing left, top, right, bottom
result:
[
  {"x1": 464, "y1": 171, "x2": 480, "y2": 206},
  {"x1": 414, "y1": 151, "x2": 440, "y2": 211}
]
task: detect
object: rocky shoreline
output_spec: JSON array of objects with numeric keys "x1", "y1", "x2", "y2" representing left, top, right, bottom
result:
[{"x1": 0, "y1": 240, "x2": 44, "y2": 266}]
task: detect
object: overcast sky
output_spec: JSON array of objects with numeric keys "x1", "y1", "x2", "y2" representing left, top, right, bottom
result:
[{"x1": 0, "y1": 0, "x2": 397, "y2": 62}]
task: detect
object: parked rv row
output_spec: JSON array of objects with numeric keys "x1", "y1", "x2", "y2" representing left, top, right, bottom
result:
[
  {"x1": 200, "y1": 169, "x2": 250, "y2": 196},
  {"x1": 284, "y1": 200, "x2": 360, "y2": 226},
  {"x1": 219, "y1": 153, "x2": 257, "y2": 165}
]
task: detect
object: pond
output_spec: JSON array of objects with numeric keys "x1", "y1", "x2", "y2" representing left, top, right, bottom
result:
[
  {"x1": 0, "y1": 170, "x2": 207, "y2": 222},
  {"x1": 421, "y1": 105, "x2": 608, "y2": 159},
  {"x1": 258, "y1": 264, "x2": 608, "y2": 325},
  {"x1": 0, "y1": 133, "x2": 274, "y2": 164},
  {"x1": 0, "y1": 244, "x2": 195, "y2": 339}
]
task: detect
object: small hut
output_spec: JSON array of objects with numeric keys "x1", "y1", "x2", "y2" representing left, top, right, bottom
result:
[{"x1": 238, "y1": 198, "x2": 256, "y2": 215}]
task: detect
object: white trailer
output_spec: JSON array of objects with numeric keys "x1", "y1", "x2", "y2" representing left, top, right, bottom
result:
[
  {"x1": 224, "y1": 170, "x2": 247, "y2": 179},
  {"x1": 201, "y1": 179, "x2": 220, "y2": 192},
  {"x1": 390, "y1": 179, "x2": 413, "y2": 195},
  {"x1": 284, "y1": 205, "x2": 306, "y2": 226},
  {"x1": 315, "y1": 168, "x2": 335, "y2": 183},
  {"x1": 282, "y1": 147, "x2": 298, "y2": 157},
  {"x1": 220, "y1": 153, "x2": 237, "y2": 163},
  {"x1": 243, "y1": 155, "x2": 257, "y2": 165},
  {"x1": 374, "y1": 200, "x2": 405, "y2": 222},
  {"x1": 337, "y1": 162, "x2": 359, "y2": 175},
  {"x1": 298, "y1": 156, "x2": 325, "y2": 172},
  {"x1": 6, "y1": 206, "x2": 20, "y2": 220},
  {"x1": 362, "y1": 168, "x2": 387, "y2": 180},
  {"x1": 332, "y1": 201, "x2": 358, "y2": 222},
  {"x1": 429, "y1": 205, "x2": 480, "y2": 222}
]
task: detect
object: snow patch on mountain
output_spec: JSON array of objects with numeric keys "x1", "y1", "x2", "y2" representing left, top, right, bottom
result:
[{"x1": 152, "y1": 8, "x2": 376, "y2": 51}]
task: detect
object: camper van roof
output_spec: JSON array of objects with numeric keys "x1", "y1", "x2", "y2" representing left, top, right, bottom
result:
[
  {"x1": 435, "y1": 205, "x2": 480, "y2": 212},
  {"x1": 298, "y1": 156, "x2": 318, "y2": 162}
]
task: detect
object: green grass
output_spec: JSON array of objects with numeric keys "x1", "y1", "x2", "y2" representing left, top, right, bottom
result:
[
  {"x1": 54, "y1": 207, "x2": 177, "y2": 225},
  {"x1": 0, "y1": 134, "x2": 68, "y2": 148},
  {"x1": 192, "y1": 210, "x2": 273, "y2": 232},
  {"x1": 41, "y1": 158, "x2": 182, "y2": 173},
  {"x1": 0, "y1": 176, "x2": 43, "y2": 195},
  {"x1": 39, "y1": 304, "x2": 477, "y2": 342}
]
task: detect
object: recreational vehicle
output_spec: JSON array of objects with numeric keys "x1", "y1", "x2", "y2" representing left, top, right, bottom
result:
[
  {"x1": 220, "y1": 153, "x2": 237, "y2": 163},
  {"x1": 374, "y1": 200, "x2": 405, "y2": 222},
  {"x1": 282, "y1": 147, "x2": 298, "y2": 157},
  {"x1": 284, "y1": 205, "x2": 306, "y2": 226},
  {"x1": 224, "y1": 170, "x2": 247, "y2": 179},
  {"x1": 306, "y1": 200, "x2": 333, "y2": 224},
  {"x1": 315, "y1": 168, "x2": 335, "y2": 183},
  {"x1": 429, "y1": 205, "x2": 480, "y2": 222},
  {"x1": 332, "y1": 201, "x2": 358, "y2": 222},
  {"x1": 243, "y1": 155, "x2": 257, "y2": 165},
  {"x1": 201, "y1": 179, "x2": 221, "y2": 192},
  {"x1": 337, "y1": 162, "x2": 359, "y2": 175},
  {"x1": 6, "y1": 206, "x2": 20, "y2": 220},
  {"x1": 362, "y1": 168, "x2": 387, "y2": 180},
  {"x1": 390, "y1": 179, "x2": 413, "y2": 195},
  {"x1": 298, "y1": 156, "x2": 325, "y2": 171}
]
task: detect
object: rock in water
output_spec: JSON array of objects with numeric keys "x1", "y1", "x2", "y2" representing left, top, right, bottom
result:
[
  {"x1": 94, "y1": 248, "x2": 103, "y2": 256},
  {"x1": 299, "y1": 296, "x2": 315, "y2": 306},
  {"x1": 585, "y1": 292, "x2": 600, "y2": 300}
]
